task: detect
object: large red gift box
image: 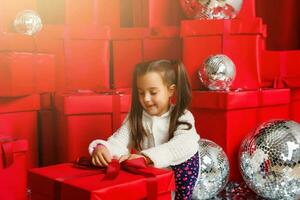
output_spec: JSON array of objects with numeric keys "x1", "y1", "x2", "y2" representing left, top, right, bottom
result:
[
  {"x1": 55, "y1": 91, "x2": 131, "y2": 162},
  {"x1": 111, "y1": 27, "x2": 181, "y2": 88},
  {"x1": 0, "y1": 95, "x2": 40, "y2": 167},
  {"x1": 28, "y1": 161, "x2": 175, "y2": 200},
  {"x1": 190, "y1": 88, "x2": 290, "y2": 181},
  {"x1": 181, "y1": 18, "x2": 266, "y2": 90},
  {"x1": 34, "y1": 25, "x2": 111, "y2": 92},
  {"x1": 0, "y1": 139, "x2": 28, "y2": 200}
]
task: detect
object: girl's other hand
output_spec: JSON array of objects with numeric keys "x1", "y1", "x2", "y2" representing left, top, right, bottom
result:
[{"x1": 91, "y1": 144, "x2": 112, "y2": 167}]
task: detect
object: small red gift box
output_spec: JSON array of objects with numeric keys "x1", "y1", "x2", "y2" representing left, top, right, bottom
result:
[
  {"x1": 190, "y1": 89, "x2": 290, "y2": 181},
  {"x1": 0, "y1": 139, "x2": 28, "y2": 200},
  {"x1": 28, "y1": 159, "x2": 175, "y2": 200}
]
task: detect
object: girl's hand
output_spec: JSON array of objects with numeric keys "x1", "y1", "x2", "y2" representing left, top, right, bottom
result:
[
  {"x1": 119, "y1": 154, "x2": 153, "y2": 165},
  {"x1": 91, "y1": 144, "x2": 112, "y2": 167}
]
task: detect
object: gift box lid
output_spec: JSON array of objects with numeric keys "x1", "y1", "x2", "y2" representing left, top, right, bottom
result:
[
  {"x1": 0, "y1": 94, "x2": 40, "y2": 114},
  {"x1": 55, "y1": 91, "x2": 131, "y2": 115},
  {"x1": 180, "y1": 17, "x2": 266, "y2": 37},
  {"x1": 111, "y1": 26, "x2": 180, "y2": 40},
  {"x1": 28, "y1": 163, "x2": 175, "y2": 199},
  {"x1": 191, "y1": 89, "x2": 290, "y2": 110}
]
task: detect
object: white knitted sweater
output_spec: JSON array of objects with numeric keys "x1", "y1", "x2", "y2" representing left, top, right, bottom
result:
[{"x1": 88, "y1": 108, "x2": 200, "y2": 168}]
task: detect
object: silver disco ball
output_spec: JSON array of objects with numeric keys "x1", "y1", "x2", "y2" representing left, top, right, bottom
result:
[
  {"x1": 180, "y1": 0, "x2": 243, "y2": 19},
  {"x1": 192, "y1": 139, "x2": 229, "y2": 200},
  {"x1": 239, "y1": 120, "x2": 300, "y2": 199},
  {"x1": 14, "y1": 10, "x2": 42, "y2": 36},
  {"x1": 198, "y1": 54, "x2": 236, "y2": 91}
]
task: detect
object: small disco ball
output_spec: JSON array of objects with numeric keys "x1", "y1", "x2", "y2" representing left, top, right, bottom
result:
[
  {"x1": 192, "y1": 139, "x2": 229, "y2": 200},
  {"x1": 13, "y1": 10, "x2": 42, "y2": 36},
  {"x1": 180, "y1": 0, "x2": 243, "y2": 19},
  {"x1": 198, "y1": 54, "x2": 236, "y2": 91},
  {"x1": 239, "y1": 120, "x2": 300, "y2": 199}
]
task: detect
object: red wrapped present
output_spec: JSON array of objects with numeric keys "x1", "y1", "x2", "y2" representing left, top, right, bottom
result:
[
  {"x1": 190, "y1": 89, "x2": 290, "y2": 181},
  {"x1": 0, "y1": 52, "x2": 34, "y2": 97},
  {"x1": 28, "y1": 158, "x2": 175, "y2": 200},
  {"x1": 55, "y1": 91, "x2": 131, "y2": 162},
  {"x1": 0, "y1": 95, "x2": 40, "y2": 167},
  {"x1": 259, "y1": 50, "x2": 300, "y2": 88},
  {"x1": 181, "y1": 18, "x2": 266, "y2": 90},
  {"x1": 111, "y1": 27, "x2": 181, "y2": 89},
  {"x1": 0, "y1": 138, "x2": 28, "y2": 200}
]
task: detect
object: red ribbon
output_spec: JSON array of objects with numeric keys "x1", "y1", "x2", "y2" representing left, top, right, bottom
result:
[{"x1": 73, "y1": 157, "x2": 158, "y2": 200}]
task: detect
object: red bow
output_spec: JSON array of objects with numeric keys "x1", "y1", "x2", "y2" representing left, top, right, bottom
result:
[{"x1": 74, "y1": 157, "x2": 158, "y2": 200}]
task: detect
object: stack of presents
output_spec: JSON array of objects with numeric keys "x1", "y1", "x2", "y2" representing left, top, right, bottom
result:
[{"x1": 0, "y1": 0, "x2": 299, "y2": 199}]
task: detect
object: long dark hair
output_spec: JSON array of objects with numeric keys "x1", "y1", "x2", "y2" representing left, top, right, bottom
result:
[{"x1": 129, "y1": 59, "x2": 192, "y2": 151}]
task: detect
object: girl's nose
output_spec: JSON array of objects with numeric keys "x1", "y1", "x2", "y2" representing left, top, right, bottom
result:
[{"x1": 144, "y1": 93, "x2": 151, "y2": 102}]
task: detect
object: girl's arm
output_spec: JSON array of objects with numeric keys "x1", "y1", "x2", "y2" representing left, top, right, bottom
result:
[
  {"x1": 88, "y1": 118, "x2": 132, "y2": 158},
  {"x1": 141, "y1": 110, "x2": 200, "y2": 168}
]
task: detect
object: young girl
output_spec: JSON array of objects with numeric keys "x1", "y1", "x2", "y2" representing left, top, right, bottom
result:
[{"x1": 89, "y1": 59, "x2": 200, "y2": 200}]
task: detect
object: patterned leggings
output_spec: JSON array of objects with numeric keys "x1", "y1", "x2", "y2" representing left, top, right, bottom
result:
[{"x1": 171, "y1": 152, "x2": 199, "y2": 200}]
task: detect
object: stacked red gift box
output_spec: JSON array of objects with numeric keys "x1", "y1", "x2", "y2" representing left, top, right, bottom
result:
[{"x1": 1, "y1": 0, "x2": 300, "y2": 199}]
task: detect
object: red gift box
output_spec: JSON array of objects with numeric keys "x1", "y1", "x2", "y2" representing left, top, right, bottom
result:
[
  {"x1": 0, "y1": 52, "x2": 56, "y2": 96},
  {"x1": 181, "y1": 18, "x2": 266, "y2": 90},
  {"x1": 0, "y1": 139, "x2": 28, "y2": 200},
  {"x1": 260, "y1": 50, "x2": 300, "y2": 88},
  {"x1": 0, "y1": 95, "x2": 40, "y2": 167},
  {"x1": 64, "y1": 0, "x2": 120, "y2": 26},
  {"x1": 34, "y1": 25, "x2": 111, "y2": 91},
  {"x1": 28, "y1": 160, "x2": 175, "y2": 200},
  {"x1": 147, "y1": 0, "x2": 181, "y2": 26},
  {"x1": 190, "y1": 89, "x2": 290, "y2": 181},
  {"x1": 55, "y1": 91, "x2": 131, "y2": 162},
  {"x1": 111, "y1": 27, "x2": 181, "y2": 89},
  {"x1": 290, "y1": 89, "x2": 300, "y2": 123},
  {"x1": 0, "y1": 52, "x2": 35, "y2": 97}
]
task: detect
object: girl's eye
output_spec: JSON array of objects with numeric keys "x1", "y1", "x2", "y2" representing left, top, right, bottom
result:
[
  {"x1": 138, "y1": 92, "x2": 144, "y2": 96},
  {"x1": 150, "y1": 92, "x2": 157, "y2": 95}
]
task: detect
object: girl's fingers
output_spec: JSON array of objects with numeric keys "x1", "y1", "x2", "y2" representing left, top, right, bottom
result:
[
  {"x1": 102, "y1": 151, "x2": 112, "y2": 164},
  {"x1": 98, "y1": 154, "x2": 109, "y2": 166}
]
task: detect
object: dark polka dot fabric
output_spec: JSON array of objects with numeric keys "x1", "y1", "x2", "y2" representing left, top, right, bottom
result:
[{"x1": 171, "y1": 152, "x2": 199, "y2": 200}]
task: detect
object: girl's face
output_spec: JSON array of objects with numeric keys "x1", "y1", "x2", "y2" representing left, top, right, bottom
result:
[{"x1": 137, "y1": 72, "x2": 175, "y2": 116}]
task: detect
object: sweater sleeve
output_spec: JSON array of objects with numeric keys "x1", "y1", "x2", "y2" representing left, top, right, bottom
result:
[
  {"x1": 141, "y1": 110, "x2": 200, "y2": 168},
  {"x1": 88, "y1": 119, "x2": 131, "y2": 158}
]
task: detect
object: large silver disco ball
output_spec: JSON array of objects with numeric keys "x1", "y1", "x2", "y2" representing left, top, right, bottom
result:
[
  {"x1": 192, "y1": 139, "x2": 229, "y2": 200},
  {"x1": 239, "y1": 120, "x2": 300, "y2": 199},
  {"x1": 180, "y1": 0, "x2": 243, "y2": 19},
  {"x1": 198, "y1": 54, "x2": 236, "y2": 91},
  {"x1": 13, "y1": 10, "x2": 42, "y2": 36}
]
